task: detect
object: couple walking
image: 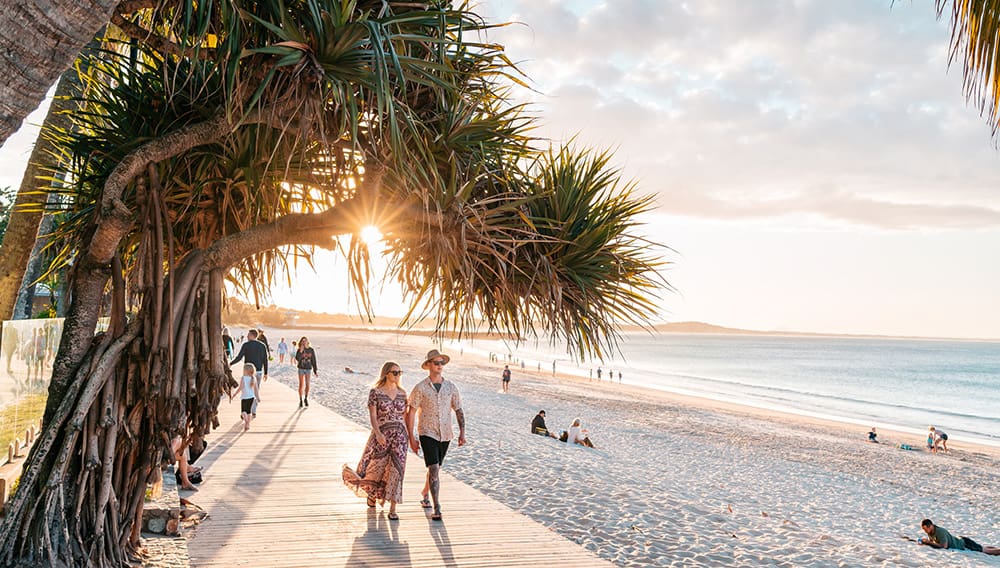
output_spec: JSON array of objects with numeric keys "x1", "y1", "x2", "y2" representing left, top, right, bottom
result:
[{"x1": 342, "y1": 349, "x2": 466, "y2": 522}]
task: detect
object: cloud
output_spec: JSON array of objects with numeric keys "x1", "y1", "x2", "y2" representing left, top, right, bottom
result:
[{"x1": 488, "y1": 0, "x2": 1000, "y2": 229}]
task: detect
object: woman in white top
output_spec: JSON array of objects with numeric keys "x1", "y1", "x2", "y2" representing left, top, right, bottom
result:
[
  {"x1": 567, "y1": 418, "x2": 595, "y2": 448},
  {"x1": 231, "y1": 363, "x2": 260, "y2": 432}
]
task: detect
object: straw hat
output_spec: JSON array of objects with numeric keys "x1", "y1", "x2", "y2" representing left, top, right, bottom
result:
[{"x1": 421, "y1": 349, "x2": 451, "y2": 370}]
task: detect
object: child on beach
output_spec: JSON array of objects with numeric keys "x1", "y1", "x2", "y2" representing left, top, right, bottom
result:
[
  {"x1": 231, "y1": 363, "x2": 260, "y2": 432},
  {"x1": 929, "y1": 426, "x2": 949, "y2": 452}
]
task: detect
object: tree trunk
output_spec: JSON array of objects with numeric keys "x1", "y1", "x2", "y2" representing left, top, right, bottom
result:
[
  {"x1": 0, "y1": 0, "x2": 117, "y2": 146},
  {"x1": 0, "y1": 67, "x2": 82, "y2": 322}
]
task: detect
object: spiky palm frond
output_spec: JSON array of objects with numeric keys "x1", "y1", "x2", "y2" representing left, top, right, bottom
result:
[
  {"x1": 383, "y1": 143, "x2": 666, "y2": 358},
  {"x1": 938, "y1": 0, "x2": 1000, "y2": 134}
]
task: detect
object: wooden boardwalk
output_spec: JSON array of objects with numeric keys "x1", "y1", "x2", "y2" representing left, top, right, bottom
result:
[{"x1": 184, "y1": 379, "x2": 612, "y2": 567}]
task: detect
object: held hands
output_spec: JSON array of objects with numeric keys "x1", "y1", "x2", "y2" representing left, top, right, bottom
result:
[{"x1": 409, "y1": 436, "x2": 420, "y2": 454}]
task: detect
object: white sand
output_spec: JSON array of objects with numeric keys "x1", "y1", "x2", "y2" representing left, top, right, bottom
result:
[{"x1": 255, "y1": 327, "x2": 1000, "y2": 567}]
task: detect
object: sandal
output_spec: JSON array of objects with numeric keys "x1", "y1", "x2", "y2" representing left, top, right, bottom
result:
[
  {"x1": 431, "y1": 507, "x2": 442, "y2": 521},
  {"x1": 367, "y1": 495, "x2": 376, "y2": 508},
  {"x1": 387, "y1": 512, "x2": 399, "y2": 521},
  {"x1": 419, "y1": 497, "x2": 432, "y2": 509}
]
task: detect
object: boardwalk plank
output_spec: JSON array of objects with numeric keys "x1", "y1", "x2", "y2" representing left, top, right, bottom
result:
[{"x1": 185, "y1": 379, "x2": 610, "y2": 567}]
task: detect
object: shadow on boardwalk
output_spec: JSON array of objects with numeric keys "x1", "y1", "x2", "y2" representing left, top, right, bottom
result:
[{"x1": 185, "y1": 380, "x2": 610, "y2": 567}]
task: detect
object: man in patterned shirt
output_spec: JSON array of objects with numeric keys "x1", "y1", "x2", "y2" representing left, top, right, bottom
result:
[{"x1": 406, "y1": 349, "x2": 466, "y2": 521}]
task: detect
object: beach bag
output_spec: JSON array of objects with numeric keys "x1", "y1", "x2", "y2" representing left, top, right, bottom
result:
[{"x1": 175, "y1": 469, "x2": 203, "y2": 485}]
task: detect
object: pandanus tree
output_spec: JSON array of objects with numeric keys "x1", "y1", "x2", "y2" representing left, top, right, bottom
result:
[{"x1": 0, "y1": 1, "x2": 663, "y2": 566}]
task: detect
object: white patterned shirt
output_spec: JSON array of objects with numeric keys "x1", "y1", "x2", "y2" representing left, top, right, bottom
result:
[{"x1": 408, "y1": 377, "x2": 462, "y2": 442}]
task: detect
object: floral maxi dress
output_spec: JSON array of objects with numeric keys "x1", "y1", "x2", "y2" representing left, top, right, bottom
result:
[{"x1": 342, "y1": 388, "x2": 408, "y2": 504}]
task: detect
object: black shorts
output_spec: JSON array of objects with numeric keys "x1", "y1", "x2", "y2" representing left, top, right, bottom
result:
[
  {"x1": 419, "y1": 436, "x2": 450, "y2": 467},
  {"x1": 241, "y1": 398, "x2": 253, "y2": 414},
  {"x1": 940, "y1": 433, "x2": 948, "y2": 441}
]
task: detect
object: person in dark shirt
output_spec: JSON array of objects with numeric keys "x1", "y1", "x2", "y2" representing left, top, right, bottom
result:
[
  {"x1": 294, "y1": 336, "x2": 318, "y2": 408},
  {"x1": 230, "y1": 329, "x2": 268, "y2": 416},
  {"x1": 531, "y1": 410, "x2": 557, "y2": 438},
  {"x1": 920, "y1": 519, "x2": 1000, "y2": 555},
  {"x1": 257, "y1": 329, "x2": 271, "y2": 354}
]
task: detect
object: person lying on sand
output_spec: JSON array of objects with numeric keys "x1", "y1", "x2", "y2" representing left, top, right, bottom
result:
[{"x1": 919, "y1": 519, "x2": 1000, "y2": 555}]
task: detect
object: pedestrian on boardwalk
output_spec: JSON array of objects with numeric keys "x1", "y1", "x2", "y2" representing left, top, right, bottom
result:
[
  {"x1": 277, "y1": 337, "x2": 289, "y2": 364},
  {"x1": 294, "y1": 336, "x2": 318, "y2": 408},
  {"x1": 257, "y1": 328, "x2": 271, "y2": 355},
  {"x1": 406, "y1": 349, "x2": 465, "y2": 521},
  {"x1": 229, "y1": 329, "x2": 268, "y2": 416},
  {"x1": 501, "y1": 365, "x2": 511, "y2": 393},
  {"x1": 230, "y1": 363, "x2": 260, "y2": 432},
  {"x1": 343, "y1": 361, "x2": 409, "y2": 521},
  {"x1": 221, "y1": 326, "x2": 235, "y2": 360}
]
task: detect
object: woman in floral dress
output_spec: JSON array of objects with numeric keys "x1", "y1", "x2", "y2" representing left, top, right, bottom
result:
[{"x1": 342, "y1": 361, "x2": 409, "y2": 520}]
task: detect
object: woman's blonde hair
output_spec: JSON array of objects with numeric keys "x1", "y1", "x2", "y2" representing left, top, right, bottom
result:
[{"x1": 374, "y1": 361, "x2": 403, "y2": 390}]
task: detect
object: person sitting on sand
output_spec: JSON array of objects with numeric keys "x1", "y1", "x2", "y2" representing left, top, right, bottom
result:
[
  {"x1": 566, "y1": 418, "x2": 595, "y2": 448},
  {"x1": 867, "y1": 427, "x2": 878, "y2": 443},
  {"x1": 531, "y1": 410, "x2": 557, "y2": 438},
  {"x1": 919, "y1": 519, "x2": 1000, "y2": 555},
  {"x1": 929, "y1": 426, "x2": 949, "y2": 452}
]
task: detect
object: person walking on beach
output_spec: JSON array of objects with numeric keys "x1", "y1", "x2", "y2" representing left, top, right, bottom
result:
[
  {"x1": 294, "y1": 337, "x2": 318, "y2": 408},
  {"x1": 230, "y1": 363, "x2": 260, "y2": 432},
  {"x1": 277, "y1": 337, "x2": 289, "y2": 364},
  {"x1": 229, "y1": 329, "x2": 268, "y2": 416},
  {"x1": 342, "y1": 362, "x2": 409, "y2": 521},
  {"x1": 919, "y1": 519, "x2": 1000, "y2": 555},
  {"x1": 501, "y1": 365, "x2": 511, "y2": 393},
  {"x1": 406, "y1": 349, "x2": 465, "y2": 521}
]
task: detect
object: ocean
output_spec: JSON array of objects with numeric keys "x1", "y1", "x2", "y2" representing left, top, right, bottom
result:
[{"x1": 454, "y1": 333, "x2": 1000, "y2": 448}]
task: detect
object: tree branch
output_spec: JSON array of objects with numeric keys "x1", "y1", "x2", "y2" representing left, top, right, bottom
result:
[
  {"x1": 110, "y1": 12, "x2": 214, "y2": 60},
  {"x1": 203, "y1": 168, "x2": 387, "y2": 269},
  {"x1": 90, "y1": 108, "x2": 273, "y2": 265}
]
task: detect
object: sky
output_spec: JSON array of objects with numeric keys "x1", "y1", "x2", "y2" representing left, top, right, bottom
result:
[{"x1": 2, "y1": 0, "x2": 999, "y2": 339}]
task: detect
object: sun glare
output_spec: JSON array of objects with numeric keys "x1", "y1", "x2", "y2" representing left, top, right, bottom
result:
[{"x1": 360, "y1": 225, "x2": 383, "y2": 245}]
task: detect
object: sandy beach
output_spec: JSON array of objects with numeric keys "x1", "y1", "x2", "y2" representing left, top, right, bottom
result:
[{"x1": 254, "y1": 327, "x2": 1000, "y2": 567}]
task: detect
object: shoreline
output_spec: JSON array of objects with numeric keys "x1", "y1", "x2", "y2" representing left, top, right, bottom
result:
[
  {"x1": 257, "y1": 325, "x2": 1000, "y2": 567},
  {"x1": 433, "y1": 330, "x2": 1000, "y2": 458},
  {"x1": 244, "y1": 323, "x2": 1000, "y2": 457},
  {"x1": 495, "y1": 362, "x2": 1000, "y2": 459}
]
